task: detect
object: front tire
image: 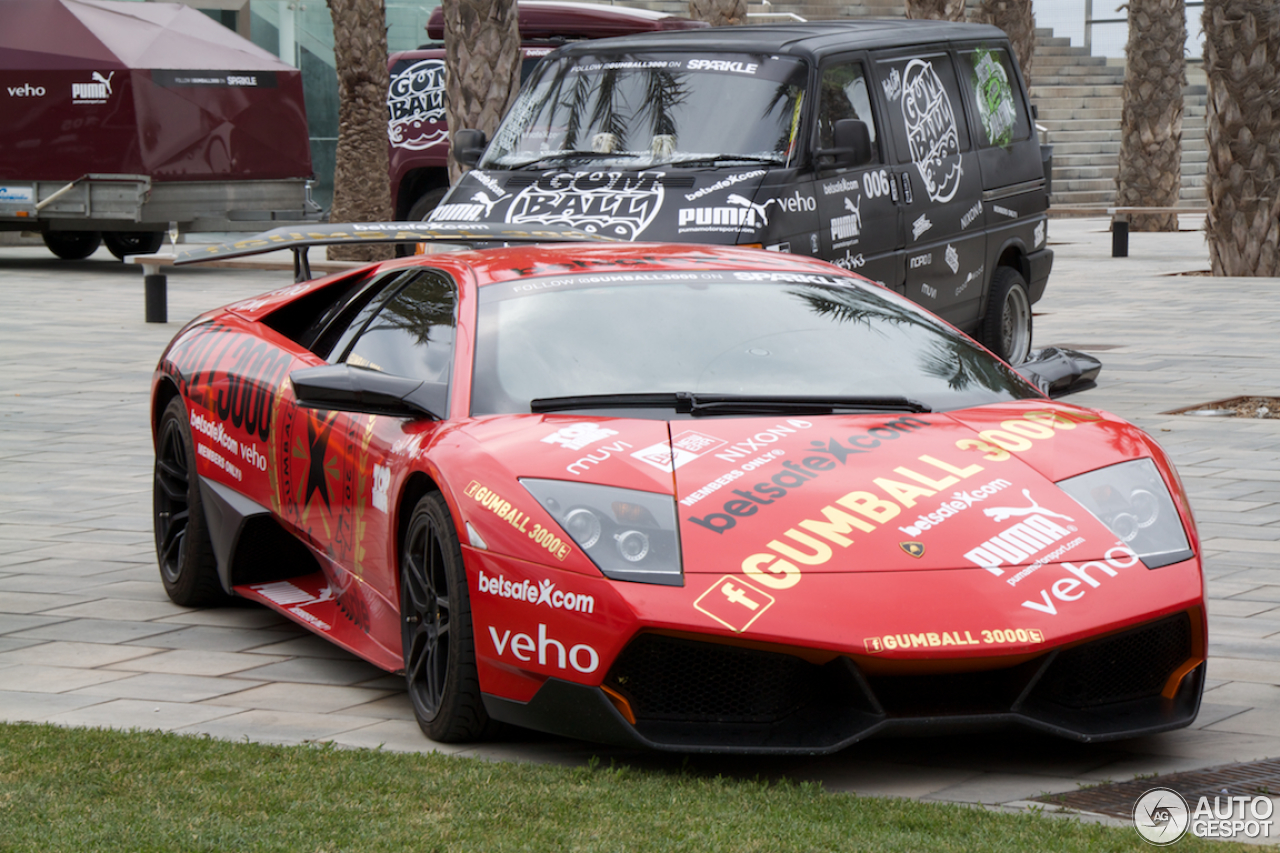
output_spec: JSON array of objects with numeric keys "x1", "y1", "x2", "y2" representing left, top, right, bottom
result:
[
  {"x1": 42, "y1": 231, "x2": 101, "y2": 260},
  {"x1": 104, "y1": 231, "x2": 165, "y2": 260},
  {"x1": 153, "y1": 397, "x2": 227, "y2": 606},
  {"x1": 981, "y1": 266, "x2": 1033, "y2": 365},
  {"x1": 401, "y1": 491, "x2": 491, "y2": 742}
]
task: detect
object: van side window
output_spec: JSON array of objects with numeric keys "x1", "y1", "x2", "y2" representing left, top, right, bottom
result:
[
  {"x1": 959, "y1": 48, "x2": 1030, "y2": 148},
  {"x1": 818, "y1": 62, "x2": 878, "y2": 160},
  {"x1": 875, "y1": 53, "x2": 971, "y2": 166}
]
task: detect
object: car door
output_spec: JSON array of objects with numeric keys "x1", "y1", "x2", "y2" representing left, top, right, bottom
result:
[
  {"x1": 812, "y1": 56, "x2": 903, "y2": 290},
  {"x1": 873, "y1": 48, "x2": 986, "y2": 329},
  {"x1": 274, "y1": 268, "x2": 458, "y2": 633}
]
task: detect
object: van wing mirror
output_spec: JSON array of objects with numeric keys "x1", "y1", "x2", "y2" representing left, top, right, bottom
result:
[
  {"x1": 818, "y1": 119, "x2": 874, "y2": 170},
  {"x1": 290, "y1": 364, "x2": 444, "y2": 420},
  {"x1": 453, "y1": 129, "x2": 488, "y2": 168}
]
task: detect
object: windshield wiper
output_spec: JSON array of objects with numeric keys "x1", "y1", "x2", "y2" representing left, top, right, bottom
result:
[
  {"x1": 665, "y1": 154, "x2": 784, "y2": 168},
  {"x1": 529, "y1": 392, "x2": 931, "y2": 416},
  {"x1": 510, "y1": 151, "x2": 641, "y2": 169}
]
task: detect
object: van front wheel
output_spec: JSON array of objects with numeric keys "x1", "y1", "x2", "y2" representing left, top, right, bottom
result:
[{"x1": 981, "y1": 267, "x2": 1032, "y2": 365}]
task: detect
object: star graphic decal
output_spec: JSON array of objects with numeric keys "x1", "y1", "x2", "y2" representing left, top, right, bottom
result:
[{"x1": 302, "y1": 411, "x2": 338, "y2": 511}]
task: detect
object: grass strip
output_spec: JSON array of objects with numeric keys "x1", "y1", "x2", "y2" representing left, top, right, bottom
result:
[{"x1": 0, "y1": 722, "x2": 1244, "y2": 852}]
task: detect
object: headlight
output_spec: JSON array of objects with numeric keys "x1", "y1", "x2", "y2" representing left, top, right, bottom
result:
[
  {"x1": 1057, "y1": 458, "x2": 1193, "y2": 569},
  {"x1": 520, "y1": 479, "x2": 683, "y2": 586}
]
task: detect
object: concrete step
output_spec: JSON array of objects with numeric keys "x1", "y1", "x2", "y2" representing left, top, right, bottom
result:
[
  {"x1": 1042, "y1": 128, "x2": 1123, "y2": 143},
  {"x1": 1036, "y1": 107, "x2": 1124, "y2": 122},
  {"x1": 1031, "y1": 95, "x2": 1124, "y2": 110},
  {"x1": 1051, "y1": 189, "x2": 1118, "y2": 205},
  {"x1": 1036, "y1": 54, "x2": 1110, "y2": 68},
  {"x1": 1030, "y1": 84, "x2": 1123, "y2": 99},
  {"x1": 1052, "y1": 165, "x2": 1118, "y2": 180},
  {"x1": 1034, "y1": 74, "x2": 1129, "y2": 86},
  {"x1": 1034, "y1": 44, "x2": 1094, "y2": 56},
  {"x1": 1039, "y1": 119, "x2": 1129, "y2": 133},
  {"x1": 1054, "y1": 178, "x2": 1121, "y2": 193},
  {"x1": 1035, "y1": 36, "x2": 1073, "y2": 48},
  {"x1": 1054, "y1": 153, "x2": 1120, "y2": 167}
]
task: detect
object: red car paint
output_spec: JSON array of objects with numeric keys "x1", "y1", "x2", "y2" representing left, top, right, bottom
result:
[{"x1": 153, "y1": 242, "x2": 1205, "y2": 752}]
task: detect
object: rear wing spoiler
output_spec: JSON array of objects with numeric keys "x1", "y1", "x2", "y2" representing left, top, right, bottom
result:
[{"x1": 168, "y1": 222, "x2": 617, "y2": 282}]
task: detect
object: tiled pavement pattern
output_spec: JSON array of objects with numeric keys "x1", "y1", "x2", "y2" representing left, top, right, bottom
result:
[{"x1": 2, "y1": 220, "x2": 1279, "y2": 826}]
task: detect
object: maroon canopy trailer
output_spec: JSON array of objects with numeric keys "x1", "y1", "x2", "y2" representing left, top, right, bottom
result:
[{"x1": 0, "y1": 0, "x2": 320, "y2": 260}]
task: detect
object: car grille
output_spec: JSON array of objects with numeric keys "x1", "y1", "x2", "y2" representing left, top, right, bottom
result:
[
  {"x1": 606, "y1": 633, "x2": 827, "y2": 724},
  {"x1": 1029, "y1": 611, "x2": 1193, "y2": 709}
]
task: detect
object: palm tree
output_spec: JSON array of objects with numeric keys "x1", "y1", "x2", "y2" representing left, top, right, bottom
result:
[
  {"x1": 326, "y1": 0, "x2": 393, "y2": 262},
  {"x1": 1115, "y1": 0, "x2": 1186, "y2": 232},
  {"x1": 442, "y1": 0, "x2": 522, "y2": 183},
  {"x1": 973, "y1": 0, "x2": 1036, "y2": 88},
  {"x1": 1202, "y1": 0, "x2": 1280, "y2": 275},
  {"x1": 689, "y1": 0, "x2": 746, "y2": 27},
  {"x1": 906, "y1": 0, "x2": 967, "y2": 20}
]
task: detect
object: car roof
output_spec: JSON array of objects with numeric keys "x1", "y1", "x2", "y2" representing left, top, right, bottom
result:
[
  {"x1": 428, "y1": 242, "x2": 861, "y2": 288},
  {"x1": 548, "y1": 19, "x2": 1008, "y2": 60}
]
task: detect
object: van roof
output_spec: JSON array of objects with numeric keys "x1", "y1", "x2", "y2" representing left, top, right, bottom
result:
[
  {"x1": 548, "y1": 19, "x2": 1009, "y2": 58},
  {"x1": 424, "y1": 0, "x2": 706, "y2": 42}
]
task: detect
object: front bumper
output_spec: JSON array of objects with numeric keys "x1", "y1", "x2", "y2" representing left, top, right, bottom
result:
[{"x1": 483, "y1": 610, "x2": 1204, "y2": 754}]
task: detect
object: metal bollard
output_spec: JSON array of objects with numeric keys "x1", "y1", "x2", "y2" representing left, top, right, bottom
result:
[
  {"x1": 145, "y1": 273, "x2": 167, "y2": 323},
  {"x1": 1111, "y1": 218, "x2": 1129, "y2": 258}
]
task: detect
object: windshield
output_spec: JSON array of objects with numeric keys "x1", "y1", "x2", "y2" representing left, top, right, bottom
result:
[
  {"x1": 471, "y1": 271, "x2": 1040, "y2": 416},
  {"x1": 480, "y1": 53, "x2": 809, "y2": 170}
]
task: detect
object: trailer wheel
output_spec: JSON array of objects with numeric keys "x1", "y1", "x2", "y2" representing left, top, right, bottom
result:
[
  {"x1": 408, "y1": 187, "x2": 448, "y2": 221},
  {"x1": 104, "y1": 231, "x2": 165, "y2": 260},
  {"x1": 43, "y1": 231, "x2": 102, "y2": 260}
]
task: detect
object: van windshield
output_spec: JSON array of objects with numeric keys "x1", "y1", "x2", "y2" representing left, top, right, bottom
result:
[{"x1": 480, "y1": 53, "x2": 809, "y2": 170}]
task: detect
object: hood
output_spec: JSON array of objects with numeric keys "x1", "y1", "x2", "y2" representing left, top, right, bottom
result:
[
  {"x1": 670, "y1": 404, "x2": 1149, "y2": 576},
  {"x1": 433, "y1": 168, "x2": 772, "y2": 245}
]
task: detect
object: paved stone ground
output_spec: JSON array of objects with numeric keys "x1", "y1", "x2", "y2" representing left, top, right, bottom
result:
[{"x1": 2, "y1": 219, "x2": 1279, "y2": 827}]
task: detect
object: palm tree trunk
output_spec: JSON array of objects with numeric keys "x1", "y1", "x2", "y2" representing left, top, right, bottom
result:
[
  {"x1": 1116, "y1": 0, "x2": 1186, "y2": 232},
  {"x1": 443, "y1": 0, "x2": 522, "y2": 183},
  {"x1": 974, "y1": 0, "x2": 1036, "y2": 89},
  {"x1": 688, "y1": 0, "x2": 747, "y2": 27},
  {"x1": 1202, "y1": 0, "x2": 1280, "y2": 275},
  {"x1": 327, "y1": 0, "x2": 393, "y2": 262},
  {"x1": 906, "y1": 0, "x2": 967, "y2": 20}
]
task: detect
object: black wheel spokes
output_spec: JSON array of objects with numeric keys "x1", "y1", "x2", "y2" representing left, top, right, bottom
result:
[
  {"x1": 154, "y1": 420, "x2": 191, "y2": 579},
  {"x1": 404, "y1": 515, "x2": 452, "y2": 718}
]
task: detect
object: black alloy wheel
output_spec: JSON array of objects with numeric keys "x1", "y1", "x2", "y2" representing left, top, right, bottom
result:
[
  {"x1": 153, "y1": 397, "x2": 227, "y2": 606},
  {"x1": 401, "y1": 491, "x2": 491, "y2": 742},
  {"x1": 103, "y1": 231, "x2": 165, "y2": 260}
]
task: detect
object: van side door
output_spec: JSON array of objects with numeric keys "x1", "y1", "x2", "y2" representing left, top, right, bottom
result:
[
  {"x1": 813, "y1": 57, "x2": 902, "y2": 289},
  {"x1": 872, "y1": 49, "x2": 987, "y2": 330}
]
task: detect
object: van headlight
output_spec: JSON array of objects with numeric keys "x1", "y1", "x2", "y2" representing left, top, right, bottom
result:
[
  {"x1": 520, "y1": 479, "x2": 683, "y2": 586},
  {"x1": 1057, "y1": 458, "x2": 1193, "y2": 569}
]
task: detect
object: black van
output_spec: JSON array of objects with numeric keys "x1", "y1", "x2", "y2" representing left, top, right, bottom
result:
[{"x1": 434, "y1": 21, "x2": 1052, "y2": 363}]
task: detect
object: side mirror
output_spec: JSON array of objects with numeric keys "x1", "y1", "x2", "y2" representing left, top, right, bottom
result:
[
  {"x1": 817, "y1": 119, "x2": 873, "y2": 170},
  {"x1": 453, "y1": 129, "x2": 488, "y2": 168},
  {"x1": 290, "y1": 364, "x2": 444, "y2": 420},
  {"x1": 1016, "y1": 348, "x2": 1102, "y2": 398}
]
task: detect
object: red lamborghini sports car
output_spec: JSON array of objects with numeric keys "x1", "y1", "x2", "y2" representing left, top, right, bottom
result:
[{"x1": 152, "y1": 225, "x2": 1204, "y2": 754}]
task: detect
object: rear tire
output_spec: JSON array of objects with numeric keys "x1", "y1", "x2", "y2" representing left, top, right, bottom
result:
[
  {"x1": 153, "y1": 397, "x2": 228, "y2": 607},
  {"x1": 407, "y1": 187, "x2": 449, "y2": 221},
  {"x1": 980, "y1": 266, "x2": 1033, "y2": 365},
  {"x1": 401, "y1": 491, "x2": 492, "y2": 742},
  {"x1": 104, "y1": 231, "x2": 165, "y2": 260},
  {"x1": 42, "y1": 231, "x2": 101, "y2": 260},
  {"x1": 397, "y1": 188, "x2": 450, "y2": 257}
]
